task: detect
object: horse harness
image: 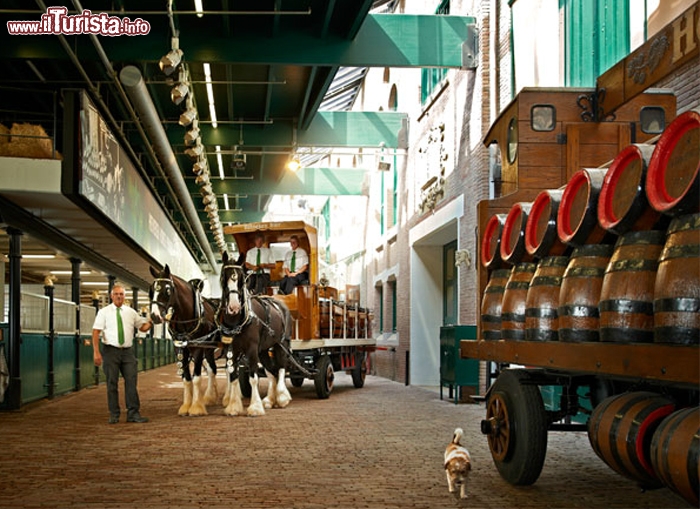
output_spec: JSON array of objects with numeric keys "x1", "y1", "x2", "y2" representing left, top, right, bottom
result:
[
  {"x1": 218, "y1": 265, "x2": 278, "y2": 341},
  {"x1": 151, "y1": 277, "x2": 219, "y2": 348}
]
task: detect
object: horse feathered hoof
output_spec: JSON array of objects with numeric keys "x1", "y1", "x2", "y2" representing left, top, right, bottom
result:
[{"x1": 247, "y1": 406, "x2": 265, "y2": 417}]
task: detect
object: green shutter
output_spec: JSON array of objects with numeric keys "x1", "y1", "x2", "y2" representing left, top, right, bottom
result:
[{"x1": 565, "y1": 0, "x2": 630, "y2": 86}]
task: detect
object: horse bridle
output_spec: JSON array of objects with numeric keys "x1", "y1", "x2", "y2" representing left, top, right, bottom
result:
[
  {"x1": 218, "y1": 264, "x2": 254, "y2": 335},
  {"x1": 150, "y1": 276, "x2": 212, "y2": 344}
]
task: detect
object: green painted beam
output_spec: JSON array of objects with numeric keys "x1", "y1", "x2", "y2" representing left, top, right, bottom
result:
[
  {"x1": 202, "y1": 210, "x2": 266, "y2": 224},
  {"x1": 188, "y1": 167, "x2": 367, "y2": 196},
  {"x1": 179, "y1": 111, "x2": 408, "y2": 149},
  {"x1": 4, "y1": 15, "x2": 474, "y2": 68}
]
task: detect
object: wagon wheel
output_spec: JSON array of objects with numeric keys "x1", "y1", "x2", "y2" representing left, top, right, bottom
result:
[
  {"x1": 481, "y1": 369, "x2": 548, "y2": 486},
  {"x1": 314, "y1": 355, "x2": 334, "y2": 399},
  {"x1": 351, "y1": 351, "x2": 369, "y2": 389}
]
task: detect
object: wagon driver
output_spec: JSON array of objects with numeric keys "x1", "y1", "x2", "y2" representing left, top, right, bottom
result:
[
  {"x1": 245, "y1": 232, "x2": 275, "y2": 295},
  {"x1": 92, "y1": 283, "x2": 152, "y2": 424},
  {"x1": 279, "y1": 234, "x2": 309, "y2": 295}
]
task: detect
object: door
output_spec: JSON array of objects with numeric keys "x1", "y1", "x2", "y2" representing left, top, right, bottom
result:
[{"x1": 443, "y1": 240, "x2": 458, "y2": 326}]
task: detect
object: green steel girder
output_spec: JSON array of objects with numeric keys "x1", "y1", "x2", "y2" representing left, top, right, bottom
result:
[
  {"x1": 187, "y1": 167, "x2": 367, "y2": 197},
  {"x1": 3, "y1": 14, "x2": 475, "y2": 68},
  {"x1": 174, "y1": 111, "x2": 409, "y2": 149}
]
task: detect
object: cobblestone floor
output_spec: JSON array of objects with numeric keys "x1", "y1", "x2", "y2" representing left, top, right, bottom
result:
[{"x1": 0, "y1": 366, "x2": 690, "y2": 509}]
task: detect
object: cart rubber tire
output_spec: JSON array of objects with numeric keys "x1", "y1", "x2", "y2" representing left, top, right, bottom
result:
[
  {"x1": 290, "y1": 375, "x2": 304, "y2": 387},
  {"x1": 351, "y1": 352, "x2": 368, "y2": 388},
  {"x1": 314, "y1": 355, "x2": 334, "y2": 399},
  {"x1": 484, "y1": 369, "x2": 548, "y2": 486}
]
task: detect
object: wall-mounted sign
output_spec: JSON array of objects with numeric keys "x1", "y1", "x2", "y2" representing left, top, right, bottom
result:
[{"x1": 78, "y1": 91, "x2": 202, "y2": 280}]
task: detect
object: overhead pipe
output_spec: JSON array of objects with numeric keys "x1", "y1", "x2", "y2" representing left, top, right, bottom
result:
[{"x1": 119, "y1": 65, "x2": 219, "y2": 271}]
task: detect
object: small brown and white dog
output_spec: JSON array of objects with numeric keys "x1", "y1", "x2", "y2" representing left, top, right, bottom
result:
[{"x1": 444, "y1": 427, "x2": 472, "y2": 499}]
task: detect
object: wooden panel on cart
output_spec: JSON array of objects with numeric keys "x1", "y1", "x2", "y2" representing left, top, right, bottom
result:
[
  {"x1": 459, "y1": 339, "x2": 699, "y2": 388},
  {"x1": 482, "y1": 88, "x2": 677, "y2": 203}
]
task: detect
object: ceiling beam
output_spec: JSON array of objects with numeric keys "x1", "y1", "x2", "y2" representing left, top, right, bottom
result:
[
  {"x1": 4, "y1": 15, "x2": 475, "y2": 68},
  {"x1": 190, "y1": 167, "x2": 367, "y2": 196},
  {"x1": 178, "y1": 111, "x2": 408, "y2": 149}
]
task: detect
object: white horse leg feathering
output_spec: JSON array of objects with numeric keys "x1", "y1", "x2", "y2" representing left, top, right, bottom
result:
[
  {"x1": 179, "y1": 379, "x2": 193, "y2": 416},
  {"x1": 262, "y1": 369, "x2": 278, "y2": 409},
  {"x1": 247, "y1": 373, "x2": 266, "y2": 417},
  {"x1": 188, "y1": 375, "x2": 207, "y2": 416},
  {"x1": 224, "y1": 378, "x2": 245, "y2": 416}
]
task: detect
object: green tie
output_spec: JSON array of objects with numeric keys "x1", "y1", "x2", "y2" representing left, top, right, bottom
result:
[
  {"x1": 290, "y1": 251, "x2": 296, "y2": 272},
  {"x1": 116, "y1": 307, "x2": 125, "y2": 346},
  {"x1": 256, "y1": 248, "x2": 261, "y2": 273}
]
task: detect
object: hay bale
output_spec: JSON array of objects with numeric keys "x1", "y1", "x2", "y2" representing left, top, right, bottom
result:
[
  {"x1": 0, "y1": 123, "x2": 61, "y2": 159},
  {"x1": 0, "y1": 124, "x2": 9, "y2": 146}
]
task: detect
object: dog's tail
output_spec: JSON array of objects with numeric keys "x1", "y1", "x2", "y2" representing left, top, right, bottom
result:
[{"x1": 452, "y1": 427, "x2": 464, "y2": 445}]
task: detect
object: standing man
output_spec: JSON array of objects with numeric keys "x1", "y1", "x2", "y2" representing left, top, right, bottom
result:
[
  {"x1": 279, "y1": 235, "x2": 309, "y2": 295},
  {"x1": 244, "y1": 233, "x2": 274, "y2": 294},
  {"x1": 92, "y1": 283, "x2": 152, "y2": 424}
]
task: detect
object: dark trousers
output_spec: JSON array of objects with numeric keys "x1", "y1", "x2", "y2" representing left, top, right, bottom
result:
[
  {"x1": 101, "y1": 344, "x2": 141, "y2": 419},
  {"x1": 279, "y1": 271, "x2": 309, "y2": 295},
  {"x1": 247, "y1": 272, "x2": 270, "y2": 295}
]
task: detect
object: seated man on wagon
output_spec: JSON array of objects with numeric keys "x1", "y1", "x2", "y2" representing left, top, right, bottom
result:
[
  {"x1": 244, "y1": 233, "x2": 274, "y2": 295},
  {"x1": 278, "y1": 235, "x2": 309, "y2": 295}
]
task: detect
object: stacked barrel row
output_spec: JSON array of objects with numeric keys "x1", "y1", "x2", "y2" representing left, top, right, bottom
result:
[
  {"x1": 480, "y1": 108, "x2": 700, "y2": 346},
  {"x1": 587, "y1": 391, "x2": 699, "y2": 506},
  {"x1": 479, "y1": 108, "x2": 700, "y2": 506}
]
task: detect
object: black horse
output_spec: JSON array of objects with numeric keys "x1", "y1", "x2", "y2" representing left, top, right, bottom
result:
[
  {"x1": 218, "y1": 251, "x2": 301, "y2": 416},
  {"x1": 149, "y1": 265, "x2": 221, "y2": 416}
]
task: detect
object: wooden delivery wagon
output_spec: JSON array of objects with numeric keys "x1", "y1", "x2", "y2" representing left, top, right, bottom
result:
[
  {"x1": 223, "y1": 221, "x2": 375, "y2": 399},
  {"x1": 461, "y1": 9, "x2": 699, "y2": 505}
]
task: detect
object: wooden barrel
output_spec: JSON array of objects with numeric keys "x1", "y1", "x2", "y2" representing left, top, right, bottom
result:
[
  {"x1": 500, "y1": 262, "x2": 537, "y2": 340},
  {"x1": 654, "y1": 213, "x2": 700, "y2": 345},
  {"x1": 650, "y1": 406, "x2": 700, "y2": 507},
  {"x1": 480, "y1": 268, "x2": 512, "y2": 340},
  {"x1": 481, "y1": 213, "x2": 507, "y2": 269},
  {"x1": 599, "y1": 230, "x2": 666, "y2": 343},
  {"x1": 525, "y1": 189, "x2": 568, "y2": 258},
  {"x1": 558, "y1": 168, "x2": 609, "y2": 246},
  {"x1": 588, "y1": 391, "x2": 675, "y2": 488},
  {"x1": 500, "y1": 202, "x2": 533, "y2": 265},
  {"x1": 525, "y1": 256, "x2": 569, "y2": 341},
  {"x1": 598, "y1": 144, "x2": 662, "y2": 235},
  {"x1": 558, "y1": 244, "x2": 614, "y2": 342},
  {"x1": 319, "y1": 299, "x2": 343, "y2": 338},
  {"x1": 646, "y1": 108, "x2": 700, "y2": 216}
]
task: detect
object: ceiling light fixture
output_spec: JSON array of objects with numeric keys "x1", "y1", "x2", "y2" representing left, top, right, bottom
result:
[
  {"x1": 171, "y1": 82, "x2": 189, "y2": 105},
  {"x1": 179, "y1": 104, "x2": 197, "y2": 126},
  {"x1": 203, "y1": 63, "x2": 217, "y2": 128},
  {"x1": 194, "y1": 0, "x2": 204, "y2": 18},
  {"x1": 287, "y1": 157, "x2": 302, "y2": 172},
  {"x1": 159, "y1": 38, "x2": 183, "y2": 76},
  {"x1": 215, "y1": 145, "x2": 225, "y2": 179},
  {"x1": 184, "y1": 140, "x2": 203, "y2": 158},
  {"x1": 195, "y1": 172, "x2": 210, "y2": 186},
  {"x1": 223, "y1": 193, "x2": 230, "y2": 210},
  {"x1": 193, "y1": 156, "x2": 208, "y2": 175},
  {"x1": 184, "y1": 120, "x2": 200, "y2": 145},
  {"x1": 23, "y1": 254, "x2": 56, "y2": 259}
]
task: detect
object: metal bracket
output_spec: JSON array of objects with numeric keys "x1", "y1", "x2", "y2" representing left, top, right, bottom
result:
[{"x1": 577, "y1": 88, "x2": 616, "y2": 123}]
